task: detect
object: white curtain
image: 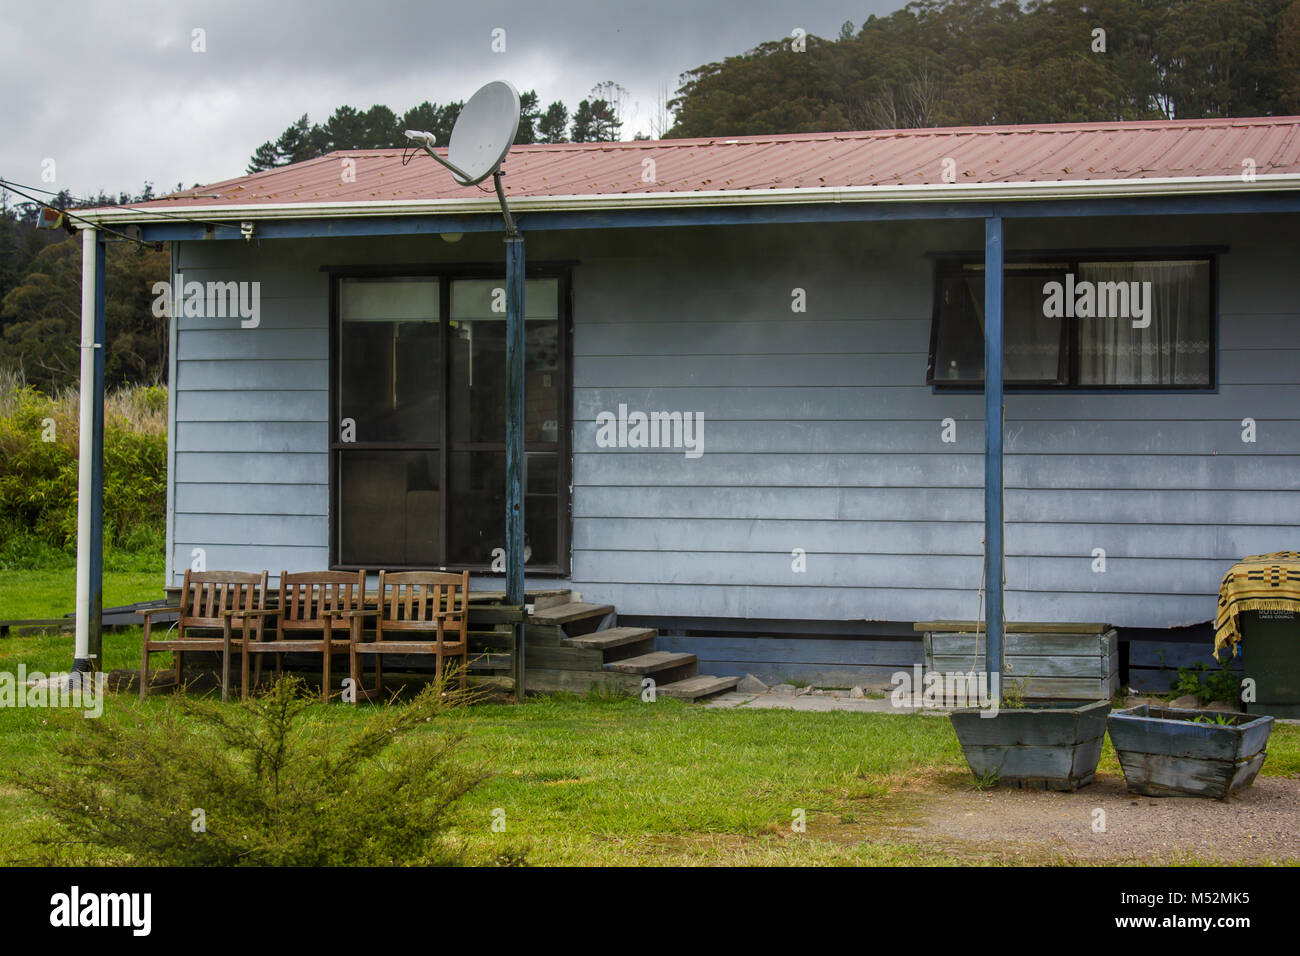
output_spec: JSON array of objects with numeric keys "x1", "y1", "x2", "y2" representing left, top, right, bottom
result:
[{"x1": 1077, "y1": 261, "x2": 1210, "y2": 386}]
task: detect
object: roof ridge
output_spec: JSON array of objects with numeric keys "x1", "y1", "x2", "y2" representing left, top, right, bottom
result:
[
  {"x1": 122, "y1": 115, "x2": 1300, "y2": 211},
  {"x1": 280, "y1": 116, "x2": 1300, "y2": 157}
]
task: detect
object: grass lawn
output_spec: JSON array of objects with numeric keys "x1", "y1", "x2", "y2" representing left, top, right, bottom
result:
[
  {"x1": 0, "y1": 567, "x2": 165, "y2": 621},
  {"x1": 1, "y1": 628, "x2": 1298, "y2": 866}
]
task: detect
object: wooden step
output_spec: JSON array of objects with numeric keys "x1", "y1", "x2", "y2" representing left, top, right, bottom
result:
[
  {"x1": 657, "y1": 674, "x2": 741, "y2": 701},
  {"x1": 604, "y1": 651, "x2": 696, "y2": 675},
  {"x1": 565, "y1": 627, "x2": 657, "y2": 651},
  {"x1": 529, "y1": 602, "x2": 614, "y2": 626}
]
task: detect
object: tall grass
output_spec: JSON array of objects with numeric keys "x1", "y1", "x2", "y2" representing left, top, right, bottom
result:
[
  {"x1": 0, "y1": 367, "x2": 166, "y2": 569},
  {"x1": 0, "y1": 367, "x2": 167, "y2": 434}
]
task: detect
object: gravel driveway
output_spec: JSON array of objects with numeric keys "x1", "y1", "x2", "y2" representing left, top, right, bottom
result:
[{"x1": 895, "y1": 774, "x2": 1300, "y2": 863}]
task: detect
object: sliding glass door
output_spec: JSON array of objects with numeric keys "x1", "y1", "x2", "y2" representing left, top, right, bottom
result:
[{"x1": 331, "y1": 269, "x2": 568, "y2": 573}]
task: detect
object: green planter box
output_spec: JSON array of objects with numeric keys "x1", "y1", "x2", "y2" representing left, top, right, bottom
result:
[
  {"x1": 1107, "y1": 705, "x2": 1274, "y2": 799},
  {"x1": 1241, "y1": 610, "x2": 1300, "y2": 719},
  {"x1": 949, "y1": 700, "x2": 1111, "y2": 791}
]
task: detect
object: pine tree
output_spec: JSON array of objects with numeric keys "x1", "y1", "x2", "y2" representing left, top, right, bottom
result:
[
  {"x1": 571, "y1": 100, "x2": 594, "y2": 142},
  {"x1": 246, "y1": 141, "x2": 282, "y2": 173},
  {"x1": 538, "y1": 101, "x2": 569, "y2": 143},
  {"x1": 515, "y1": 90, "x2": 540, "y2": 144},
  {"x1": 274, "y1": 114, "x2": 313, "y2": 163}
]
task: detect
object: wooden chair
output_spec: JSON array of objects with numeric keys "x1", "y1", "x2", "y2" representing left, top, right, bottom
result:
[
  {"x1": 246, "y1": 570, "x2": 367, "y2": 703},
  {"x1": 349, "y1": 570, "x2": 469, "y2": 704},
  {"x1": 139, "y1": 570, "x2": 271, "y2": 702}
]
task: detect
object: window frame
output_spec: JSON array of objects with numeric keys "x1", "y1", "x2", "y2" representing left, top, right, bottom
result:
[
  {"x1": 326, "y1": 261, "x2": 574, "y2": 576},
  {"x1": 926, "y1": 248, "x2": 1220, "y2": 392}
]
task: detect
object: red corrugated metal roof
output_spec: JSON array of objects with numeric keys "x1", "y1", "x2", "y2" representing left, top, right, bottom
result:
[{"x1": 117, "y1": 116, "x2": 1300, "y2": 211}]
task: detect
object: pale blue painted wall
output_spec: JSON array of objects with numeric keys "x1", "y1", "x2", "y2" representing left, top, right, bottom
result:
[{"x1": 168, "y1": 213, "x2": 1300, "y2": 631}]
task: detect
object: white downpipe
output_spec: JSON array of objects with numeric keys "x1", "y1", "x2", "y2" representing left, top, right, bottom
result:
[{"x1": 74, "y1": 227, "x2": 98, "y2": 665}]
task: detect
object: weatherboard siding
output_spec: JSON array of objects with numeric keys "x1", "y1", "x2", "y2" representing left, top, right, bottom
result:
[
  {"x1": 166, "y1": 216, "x2": 1300, "y2": 632},
  {"x1": 169, "y1": 240, "x2": 331, "y2": 580}
]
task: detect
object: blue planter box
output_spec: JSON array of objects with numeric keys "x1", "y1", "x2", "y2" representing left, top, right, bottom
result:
[
  {"x1": 1107, "y1": 705, "x2": 1274, "y2": 799},
  {"x1": 949, "y1": 700, "x2": 1111, "y2": 791}
]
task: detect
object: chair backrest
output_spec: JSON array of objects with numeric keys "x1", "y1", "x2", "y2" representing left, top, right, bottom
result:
[
  {"x1": 278, "y1": 570, "x2": 366, "y2": 631},
  {"x1": 375, "y1": 570, "x2": 470, "y2": 637},
  {"x1": 178, "y1": 569, "x2": 269, "y2": 634}
]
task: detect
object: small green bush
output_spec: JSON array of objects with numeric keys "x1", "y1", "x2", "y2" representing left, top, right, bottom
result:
[
  {"x1": 1170, "y1": 661, "x2": 1242, "y2": 706},
  {"x1": 9, "y1": 676, "x2": 516, "y2": 866}
]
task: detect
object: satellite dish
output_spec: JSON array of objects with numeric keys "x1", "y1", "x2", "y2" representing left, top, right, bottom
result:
[
  {"x1": 448, "y1": 81, "x2": 521, "y2": 185},
  {"x1": 405, "y1": 79, "x2": 523, "y2": 234},
  {"x1": 405, "y1": 81, "x2": 520, "y2": 187}
]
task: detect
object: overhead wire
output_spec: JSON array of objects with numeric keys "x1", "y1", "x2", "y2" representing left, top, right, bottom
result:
[
  {"x1": 0, "y1": 177, "x2": 158, "y2": 247},
  {"x1": 0, "y1": 176, "x2": 245, "y2": 238}
]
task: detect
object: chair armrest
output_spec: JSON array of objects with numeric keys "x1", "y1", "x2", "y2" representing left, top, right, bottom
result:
[
  {"x1": 136, "y1": 605, "x2": 182, "y2": 618},
  {"x1": 340, "y1": 609, "x2": 380, "y2": 618},
  {"x1": 221, "y1": 608, "x2": 277, "y2": 617}
]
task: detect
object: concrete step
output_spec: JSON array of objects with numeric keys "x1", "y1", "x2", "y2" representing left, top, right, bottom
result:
[{"x1": 657, "y1": 674, "x2": 742, "y2": 701}]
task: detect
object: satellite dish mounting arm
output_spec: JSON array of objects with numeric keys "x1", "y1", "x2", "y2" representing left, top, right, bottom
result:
[
  {"x1": 405, "y1": 130, "x2": 518, "y2": 237},
  {"x1": 405, "y1": 131, "x2": 475, "y2": 183},
  {"x1": 492, "y1": 171, "x2": 517, "y2": 238}
]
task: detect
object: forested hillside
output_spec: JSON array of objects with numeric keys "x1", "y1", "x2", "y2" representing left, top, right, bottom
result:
[{"x1": 668, "y1": 0, "x2": 1300, "y2": 136}]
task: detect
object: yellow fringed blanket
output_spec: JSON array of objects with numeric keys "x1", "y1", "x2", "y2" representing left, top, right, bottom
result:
[{"x1": 1214, "y1": 551, "x2": 1300, "y2": 660}]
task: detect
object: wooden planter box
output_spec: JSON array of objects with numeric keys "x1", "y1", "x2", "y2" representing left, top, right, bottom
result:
[
  {"x1": 949, "y1": 700, "x2": 1111, "y2": 791},
  {"x1": 1107, "y1": 705, "x2": 1275, "y2": 799},
  {"x1": 918, "y1": 621, "x2": 1119, "y2": 701}
]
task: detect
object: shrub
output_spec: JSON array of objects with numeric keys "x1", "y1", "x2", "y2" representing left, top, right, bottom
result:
[
  {"x1": 0, "y1": 370, "x2": 165, "y2": 566},
  {"x1": 9, "y1": 677, "x2": 515, "y2": 866},
  {"x1": 1170, "y1": 661, "x2": 1242, "y2": 706}
]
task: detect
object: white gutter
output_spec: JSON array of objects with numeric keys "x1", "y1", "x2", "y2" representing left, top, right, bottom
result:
[{"x1": 78, "y1": 173, "x2": 1300, "y2": 225}]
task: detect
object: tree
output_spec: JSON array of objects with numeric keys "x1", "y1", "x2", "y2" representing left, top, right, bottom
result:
[
  {"x1": 665, "y1": 0, "x2": 1295, "y2": 137},
  {"x1": 515, "y1": 90, "x2": 541, "y2": 144},
  {"x1": 571, "y1": 99, "x2": 595, "y2": 142},
  {"x1": 275, "y1": 114, "x2": 314, "y2": 163},
  {"x1": 537, "y1": 101, "x2": 570, "y2": 143},
  {"x1": 1281, "y1": 0, "x2": 1300, "y2": 112},
  {"x1": 0, "y1": 235, "x2": 169, "y2": 391},
  {"x1": 588, "y1": 99, "x2": 622, "y2": 141},
  {"x1": 589, "y1": 81, "x2": 629, "y2": 131},
  {"x1": 246, "y1": 140, "x2": 282, "y2": 173}
]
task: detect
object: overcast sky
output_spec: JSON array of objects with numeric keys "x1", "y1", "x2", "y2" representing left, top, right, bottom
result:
[{"x1": 1, "y1": 0, "x2": 900, "y2": 200}]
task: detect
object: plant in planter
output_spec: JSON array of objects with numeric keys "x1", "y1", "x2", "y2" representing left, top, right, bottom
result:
[
  {"x1": 949, "y1": 698, "x2": 1111, "y2": 791},
  {"x1": 1107, "y1": 704, "x2": 1275, "y2": 799}
]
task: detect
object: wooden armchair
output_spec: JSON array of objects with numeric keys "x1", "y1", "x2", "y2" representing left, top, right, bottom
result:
[
  {"x1": 246, "y1": 570, "x2": 367, "y2": 702},
  {"x1": 349, "y1": 570, "x2": 469, "y2": 704},
  {"x1": 139, "y1": 570, "x2": 271, "y2": 701}
]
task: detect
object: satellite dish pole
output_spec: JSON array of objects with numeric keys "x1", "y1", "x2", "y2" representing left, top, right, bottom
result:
[{"x1": 406, "y1": 81, "x2": 526, "y2": 698}]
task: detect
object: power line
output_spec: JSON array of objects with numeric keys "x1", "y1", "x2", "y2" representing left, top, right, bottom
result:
[
  {"x1": 0, "y1": 177, "x2": 244, "y2": 237},
  {"x1": 0, "y1": 178, "x2": 158, "y2": 247}
]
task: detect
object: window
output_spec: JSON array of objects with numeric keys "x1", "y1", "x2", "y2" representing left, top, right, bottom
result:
[
  {"x1": 331, "y1": 270, "x2": 569, "y2": 573},
  {"x1": 928, "y1": 255, "x2": 1214, "y2": 389}
]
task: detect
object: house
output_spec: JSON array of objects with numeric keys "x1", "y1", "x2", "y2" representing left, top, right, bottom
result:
[{"x1": 74, "y1": 116, "x2": 1300, "y2": 692}]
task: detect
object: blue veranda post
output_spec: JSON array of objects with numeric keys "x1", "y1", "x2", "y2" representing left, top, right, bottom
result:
[
  {"x1": 983, "y1": 215, "x2": 1005, "y2": 699},
  {"x1": 505, "y1": 232, "x2": 526, "y2": 693}
]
